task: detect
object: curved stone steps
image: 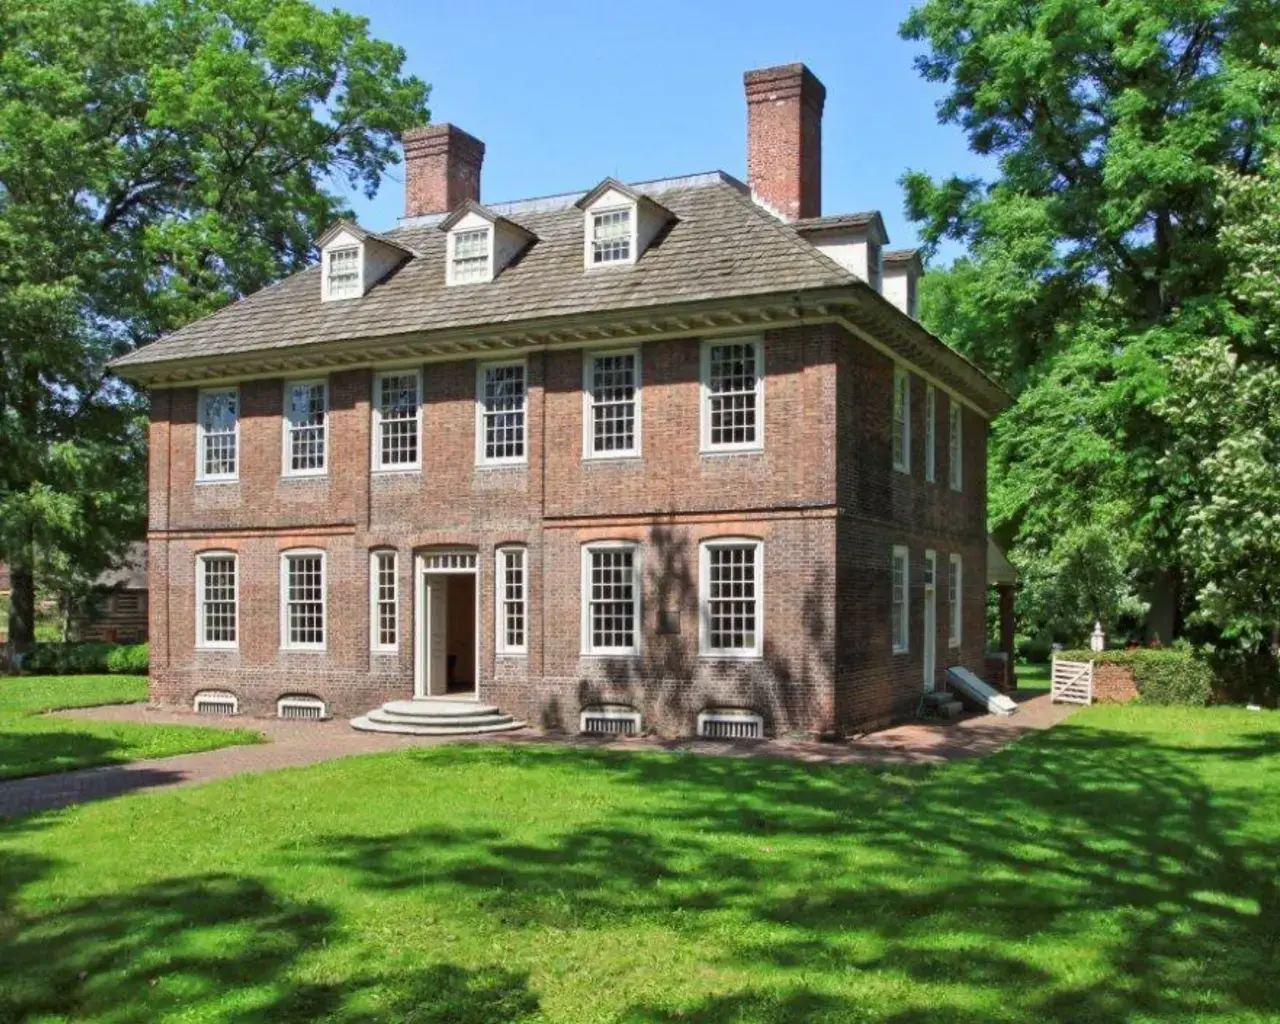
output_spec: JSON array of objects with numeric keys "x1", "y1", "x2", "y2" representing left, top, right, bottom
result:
[
  {"x1": 350, "y1": 697, "x2": 526, "y2": 736},
  {"x1": 350, "y1": 715, "x2": 527, "y2": 736}
]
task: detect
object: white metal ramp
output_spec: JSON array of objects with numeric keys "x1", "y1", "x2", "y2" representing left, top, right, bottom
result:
[{"x1": 946, "y1": 667, "x2": 1019, "y2": 716}]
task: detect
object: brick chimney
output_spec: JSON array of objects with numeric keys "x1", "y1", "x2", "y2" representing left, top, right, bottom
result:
[
  {"x1": 401, "y1": 124, "x2": 485, "y2": 218},
  {"x1": 744, "y1": 63, "x2": 825, "y2": 221}
]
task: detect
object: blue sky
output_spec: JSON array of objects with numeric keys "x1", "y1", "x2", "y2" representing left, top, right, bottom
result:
[{"x1": 333, "y1": 0, "x2": 990, "y2": 263}]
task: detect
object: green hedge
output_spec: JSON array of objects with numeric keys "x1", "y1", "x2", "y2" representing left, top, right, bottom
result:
[
  {"x1": 1057, "y1": 648, "x2": 1213, "y2": 706},
  {"x1": 20, "y1": 642, "x2": 149, "y2": 676}
]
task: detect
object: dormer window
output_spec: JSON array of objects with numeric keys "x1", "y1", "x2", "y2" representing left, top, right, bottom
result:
[
  {"x1": 326, "y1": 246, "x2": 361, "y2": 300},
  {"x1": 451, "y1": 228, "x2": 491, "y2": 284},
  {"x1": 591, "y1": 209, "x2": 633, "y2": 265}
]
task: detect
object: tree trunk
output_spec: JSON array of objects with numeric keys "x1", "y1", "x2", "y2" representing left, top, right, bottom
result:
[{"x1": 8, "y1": 562, "x2": 36, "y2": 651}]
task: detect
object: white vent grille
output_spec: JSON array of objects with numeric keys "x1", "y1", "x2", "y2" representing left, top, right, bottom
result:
[
  {"x1": 697, "y1": 710, "x2": 764, "y2": 740},
  {"x1": 193, "y1": 690, "x2": 238, "y2": 716},
  {"x1": 277, "y1": 695, "x2": 328, "y2": 721},
  {"x1": 579, "y1": 706, "x2": 641, "y2": 736}
]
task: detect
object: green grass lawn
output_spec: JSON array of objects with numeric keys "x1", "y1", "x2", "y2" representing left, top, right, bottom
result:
[
  {"x1": 2, "y1": 706, "x2": 1278, "y2": 1022},
  {"x1": 1016, "y1": 660, "x2": 1050, "y2": 691},
  {"x1": 0, "y1": 676, "x2": 260, "y2": 781}
]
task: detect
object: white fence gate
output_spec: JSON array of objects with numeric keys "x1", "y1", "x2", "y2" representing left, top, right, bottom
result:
[{"x1": 1051, "y1": 658, "x2": 1094, "y2": 706}]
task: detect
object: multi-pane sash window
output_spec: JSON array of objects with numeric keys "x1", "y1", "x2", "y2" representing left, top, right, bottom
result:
[
  {"x1": 284, "y1": 380, "x2": 327, "y2": 475},
  {"x1": 478, "y1": 362, "x2": 526, "y2": 464},
  {"x1": 586, "y1": 351, "x2": 639, "y2": 457},
  {"x1": 374, "y1": 372, "x2": 420, "y2": 470},
  {"x1": 371, "y1": 551, "x2": 397, "y2": 651},
  {"x1": 702, "y1": 339, "x2": 763, "y2": 451},
  {"x1": 949, "y1": 554, "x2": 963, "y2": 647},
  {"x1": 924, "y1": 385, "x2": 937, "y2": 483},
  {"x1": 700, "y1": 540, "x2": 763, "y2": 657},
  {"x1": 949, "y1": 402, "x2": 963, "y2": 491},
  {"x1": 892, "y1": 546, "x2": 909, "y2": 654},
  {"x1": 197, "y1": 553, "x2": 237, "y2": 648},
  {"x1": 282, "y1": 552, "x2": 325, "y2": 649},
  {"x1": 497, "y1": 546, "x2": 527, "y2": 654},
  {"x1": 892, "y1": 367, "x2": 910, "y2": 473},
  {"x1": 583, "y1": 544, "x2": 638, "y2": 654},
  {"x1": 326, "y1": 246, "x2": 360, "y2": 300},
  {"x1": 451, "y1": 228, "x2": 490, "y2": 284},
  {"x1": 590, "y1": 208, "x2": 632, "y2": 265},
  {"x1": 198, "y1": 388, "x2": 239, "y2": 481}
]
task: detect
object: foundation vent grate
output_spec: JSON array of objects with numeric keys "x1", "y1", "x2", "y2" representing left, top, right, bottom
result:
[
  {"x1": 193, "y1": 690, "x2": 238, "y2": 716},
  {"x1": 277, "y1": 696, "x2": 328, "y2": 721},
  {"x1": 580, "y1": 706, "x2": 641, "y2": 736},
  {"x1": 697, "y1": 710, "x2": 764, "y2": 740}
]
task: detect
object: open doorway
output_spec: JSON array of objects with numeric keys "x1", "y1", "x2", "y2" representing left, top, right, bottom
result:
[{"x1": 414, "y1": 550, "x2": 480, "y2": 701}]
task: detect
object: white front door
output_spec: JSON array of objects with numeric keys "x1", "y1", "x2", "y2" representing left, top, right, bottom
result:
[
  {"x1": 923, "y1": 551, "x2": 937, "y2": 693},
  {"x1": 424, "y1": 574, "x2": 449, "y2": 697}
]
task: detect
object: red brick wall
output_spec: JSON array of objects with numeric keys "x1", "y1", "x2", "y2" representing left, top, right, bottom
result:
[
  {"x1": 1093, "y1": 663, "x2": 1139, "y2": 703},
  {"x1": 744, "y1": 65, "x2": 825, "y2": 220}
]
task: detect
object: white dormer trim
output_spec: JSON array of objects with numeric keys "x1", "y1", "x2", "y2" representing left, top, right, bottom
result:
[
  {"x1": 439, "y1": 201, "x2": 535, "y2": 286},
  {"x1": 577, "y1": 178, "x2": 673, "y2": 272},
  {"x1": 446, "y1": 217, "x2": 493, "y2": 286},
  {"x1": 317, "y1": 221, "x2": 411, "y2": 303}
]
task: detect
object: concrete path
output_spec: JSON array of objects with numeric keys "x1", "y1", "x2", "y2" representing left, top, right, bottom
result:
[{"x1": 0, "y1": 690, "x2": 1076, "y2": 818}]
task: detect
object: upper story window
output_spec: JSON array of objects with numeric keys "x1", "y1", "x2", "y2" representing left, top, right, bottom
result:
[
  {"x1": 197, "y1": 387, "x2": 239, "y2": 482},
  {"x1": 196, "y1": 552, "x2": 238, "y2": 649},
  {"x1": 581, "y1": 542, "x2": 639, "y2": 655},
  {"x1": 325, "y1": 246, "x2": 361, "y2": 301},
  {"x1": 892, "y1": 367, "x2": 911, "y2": 474},
  {"x1": 281, "y1": 550, "x2": 325, "y2": 650},
  {"x1": 584, "y1": 350, "x2": 640, "y2": 458},
  {"x1": 371, "y1": 550, "x2": 398, "y2": 652},
  {"x1": 924, "y1": 385, "x2": 937, "y2": 483},
  {"x1": 701, "y1": 338, "x2": 763, "y2": 453},
  {"x1": 590, "y1": 208, "x2": 633, "y2": 265},
  {"x1": 283, "y1": 380, "x2": 328, "y2": 476},
  {"x1": 373, "y1": 371, "x2": 421, "y2": 471},
  {"x1": 949, "y1": 402, "x2": 963, "y2": 491},
  {"x1": 450, "y1": 228, "x2": 491, "y2": 285},
  {"x1": 496, "y1": 546, "x2": 528, "y2": 655},
  {"x1": 476, "y1": 361, "x2": 527, "y2": 465},
  {"x1": 891, "y1": 545, "x2": 909, "y2": 654},
  {"x1": 949, "y1": 553, "x2": 963, "y2": 647},
  {"x1": 699, "y1": 539, "x2": 763, "y2": 658}
]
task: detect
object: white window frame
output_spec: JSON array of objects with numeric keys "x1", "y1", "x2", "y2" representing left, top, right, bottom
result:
[
  {"x1": 699, "y1": 337, "x2": 765, "y2": 454},
  {"x1": 447, "y1": 226, "x2": 493, "y2": 286},
  {"x1": 924, "y1": 385, "x2": 937, "y2": 483},
  {"x1": 195, "y1": 551, "x2": 239, "y2": 650},
  {"x1": 495, "y1": 545, "x2": 528, "y2": 656},
  {"x1": 372, "y1": 369, "x2": 422, "y2": 473},
  {"x1": 949, "y1": 401, "x2": 963, "y2": 492},
  {"x1": 582, "y1": 348, "x2": 641, "y2": 459},
  {"x1": 584, "y1": 205, "x2": 637, "y2": 268},
  {"x1": 892, "y1": 366, "x2": 911, "y2": 474},
  {"x1": 698, "y1": 537, "x2": 765, "y2": 659},
  {"x1": 369, "y1": 549, "x2": 398, "y2": 654},
  {"x1": 892, "y1": 545, "x2": 909, "y2": 655},
  {"x1": 580, "y1": 541, "x2": 641, "y2": 656},
  {"x1": 475, "y1": 359, "x2": 529, "y2": 467},
  {"x1": 280, "y1": 549, "x2": 327, "y2": 651},
  {"x1": 949, "y1": 553, "x2": 963, "y2": 648},
  {"x1": 196, "y1": 386, "x2": 240, "y2": 483},
  {"x1": 323, "y1": 245, "x2": 362, "y2": 301},
  {"x1": 282, "y1": 378, "x2": 329, "y2": 478}
]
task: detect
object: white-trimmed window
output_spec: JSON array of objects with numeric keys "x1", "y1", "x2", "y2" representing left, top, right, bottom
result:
[
  {"x1": 892, "y1": 546, "x2": 909, "y2": 654},
  {"x1": 699, "y1": 539, "x2": 763, "y2": 657},
  {"x1": 701, "y1": 338, "x2": 763, "y2": 452},
  {"x1": 589, "y1": 208, "x2": 632, "y2": 265},
  {"x1": 373, "y1": 371, "x2": 421, "y2": 471},
  {"x1": 197, "y1": 387, "x2": 239, "y2": 482},
  {"x1": 949, "y1": 553, "x2": 962, "y2": 647},
  {"x1": 949, "y1": 402, "x2": 963, "y2": 491},
  {"x1": 450, "y1": 228, "x2": 491, "y2": 285},
  {"x1": 584, "y1": 350, "x2": 640, "y2": 458},
  {"x1": 283, "y1": 379, "x2": 328, "y2": 476},
  {"x1": 892, "y1": 367, "x2": 911, "y2": 473},
  {"x1": 924, "y1": 385, "x2": 937, "y2": 483},
  {"x1": 281, "y1": 550, "x2": 325, "y2": 650},
  {"x1": 477, "y1": 361, "x2": 527, "y2": 465},
  {"x1": 325, "y1": 246, "x2": 361, "y2": 300},
  {"x1": 370, "y1": 550, "x2": 398, "y2": 652},
  {"x1": 496, "y1": 546, "x2": 527, "y2": 655},
  {"x1": 582, "y1": 542, "x2": 639, "y2": 655},
  {"x1": 196, "y1": 552, "x2": 238, "y2": 649}
]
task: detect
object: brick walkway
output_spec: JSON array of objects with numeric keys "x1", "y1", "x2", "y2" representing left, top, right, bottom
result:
[{"x1": 0, "y1": 691, "x2": 1075, "y2": 818}]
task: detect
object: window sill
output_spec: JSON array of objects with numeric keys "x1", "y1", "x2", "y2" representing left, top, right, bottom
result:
[
  {"x1": 892, "y1": 648, "x2": 909, "y2": 656},
  {"x1": 579, "y1": 651, "x2": 641, "y2": 660},
  {"x1": 195, "y1": 644, "x2": 239, "y2": 652},
  {"x1": 280, "y1": 646, "x2": 327, "y2": 653},
  {"x1": 699, "y1": 446, "x2": 764, "y2": 459},
  {"x1": 496, "y1": 651, "x2": 529, "y2": 659},
  {"x1": 280, "y1": 472, "x2": 328, "y2": 482},
  {"x1": 372, "y1": 467, "x2": 421, "y2": 477},
  {"x1": 583, "y1": 453, "x2": 642, "y2": 464},
  {"x1": 475, "y1": 460, "x2": 528, "y2": 471},
  {"x1": 371, "y1": 647, "x2": 399, "y2": 656},
  {"x1": 195, "y1": 477, "x2": 239, "y2": 487},
  {"x1": 698, "y1": 651, "x2": 763, "y2": 661}
]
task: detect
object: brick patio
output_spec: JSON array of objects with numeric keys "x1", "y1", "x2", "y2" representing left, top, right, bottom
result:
[{"x1": 0, "y1": 690, "x2": 1075, "y2": 818}]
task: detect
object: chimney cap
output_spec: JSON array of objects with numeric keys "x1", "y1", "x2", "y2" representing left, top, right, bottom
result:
[{"x1": 744, "y1": 63, "x2": 826, "y2": 108}]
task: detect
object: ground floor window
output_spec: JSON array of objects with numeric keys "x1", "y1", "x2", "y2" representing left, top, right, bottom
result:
[
  {"x1": 282, "y1": 550, "x2": 325, "y2": 650},
  {"x1": 582, "y1": 543, "x2": 639, "y2": 654},
  {"x1": 949, "y1": 553, "x2": 963, "y2": 647},
  {"x1": 699, "y1": 539, "x2": 763, "y2": 657},
  {"x1": 196, "y1": 552, "x2": 237, "y2": 649},
  {"x1": 371, "y1": 550, "x2": 398, "y2": 652},
  {"x1": 496, "y1": 546, "x2": 527, "y2": 654},
  {"x1": 892, "y1": 546, "x2": 909, "y2": 654}
]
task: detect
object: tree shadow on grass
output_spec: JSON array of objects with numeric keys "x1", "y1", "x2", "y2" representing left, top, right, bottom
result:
[{"x1": 0, "y1": 727, "x2": 126, "y2": 781}]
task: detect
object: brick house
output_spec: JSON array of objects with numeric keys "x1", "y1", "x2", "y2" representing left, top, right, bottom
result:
[{"x1": 108, "y1": 63, "x2": 1009, "y2": 738}]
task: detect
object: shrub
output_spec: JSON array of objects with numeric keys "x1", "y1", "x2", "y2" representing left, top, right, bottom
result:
[
  {"x1": 1056, "y1": 648, "x2": 1214, "y2": 706},
  {"x1": 106, "y1": 643, "x2": 149, "y2": 674},
  {"x1": 1017, "y1": 634, "x2": 1054, "y2": 663}
]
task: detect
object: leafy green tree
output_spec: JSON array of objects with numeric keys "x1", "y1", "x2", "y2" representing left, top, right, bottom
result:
[
  {"x1": 0, "y1": 0, "x2": 429, "y2": 646},
  {"x1": 902, "y1": 0, "x2": 1280, "y2": 645}
]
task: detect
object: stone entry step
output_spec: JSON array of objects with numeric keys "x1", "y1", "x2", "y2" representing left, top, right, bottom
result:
[{"x1": 350, "y1": 698, "x2": 526, "y2": 736}]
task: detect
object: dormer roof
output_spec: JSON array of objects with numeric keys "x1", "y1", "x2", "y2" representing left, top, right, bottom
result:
[
  {"x1": 438, "y1": 199, "x2": 535, "y2": 242},
  {"x1": 317, "y1": 218, "x2": 417, "y2": 256},
  {"x1": 575, "y1": 177, "x2": 675, "y2": 222},
  {"x1": 884, "y1": 248, "x2": 924, "y2": 274},
  {"x1": 793, "y1": 211, "x2": 889, "y2": 246}
]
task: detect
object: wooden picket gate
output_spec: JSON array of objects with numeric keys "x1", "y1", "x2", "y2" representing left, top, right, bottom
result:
[{"x1": 1051, "y1": 657, "x2": 1094, "y2": 706}]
